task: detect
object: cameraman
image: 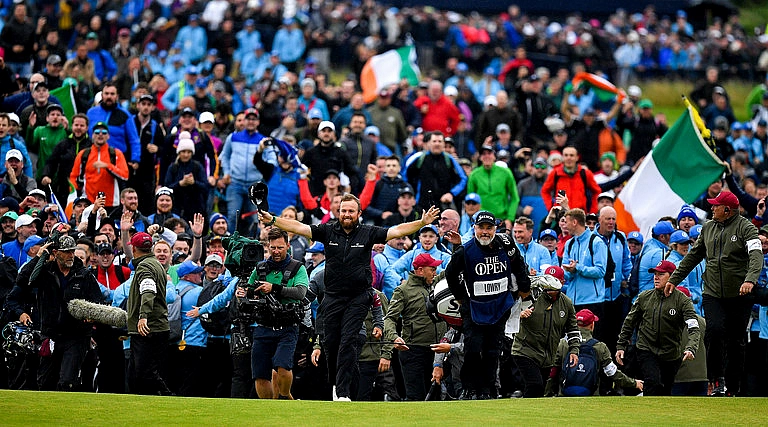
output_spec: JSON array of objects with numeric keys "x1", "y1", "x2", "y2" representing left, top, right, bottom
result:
[{"x1": 236, "y1": 228, "x2": 308, "y2": 399}]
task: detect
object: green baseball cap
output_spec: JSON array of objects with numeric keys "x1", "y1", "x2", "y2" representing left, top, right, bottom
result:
[{"x1": 638, "y1": 99, "x2": 653, "y2": 109}]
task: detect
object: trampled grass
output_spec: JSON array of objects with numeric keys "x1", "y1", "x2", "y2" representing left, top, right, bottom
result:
[{"x1": 1, "y1": 390, "x2": 767, "y2": 425}]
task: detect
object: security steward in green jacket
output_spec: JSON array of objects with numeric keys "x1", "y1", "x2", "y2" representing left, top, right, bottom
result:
[
  {"x1": 512, "y1": 265, "x2": 580, "y2": 398},
  {"x1": 617, "y1": 260, "x2": 700, "y2": 396},
  {"x1": 127, "y1": 232, "x2": 172, "y2": 396},
  {"x1": 553, "y1": 308, "x2": 643, "y2": 395},
  {"x1": 386, "y1": 253, "x2": 448, "y2": 401},
  {"x1": 666, "y1": 191, "x2": 762, "y2": 396}
]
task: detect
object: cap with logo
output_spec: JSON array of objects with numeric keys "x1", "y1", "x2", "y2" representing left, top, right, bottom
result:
[
  {"x1": 540, "y1": 229, "x2": 558, "y2": 240},
  {"x1": 204, "y1": 254, "x2": 224, "y2": 266},
  {"x1": 677, "y1": 205, "x2": 698, "y2": 223},
  {"x1": 308, "y1": 108, "x2": 323, "y2": 120},
  {"x1": 627, "y1": 231, "x2": 644, "y2": 244},
  {"x1": 544, "y1": 265, "x2": 565, "y2": 282},
  {"x1": 648, "y1": 260, "x2": 676, "y2": 274},
  {"x1": 398, "y1": 185, "x2": 414, "y2": 197},
  {"x1": 95, "y1": 242, "x2": 113, "y2": 255},
  {"x1": 28, "y1": 189, "x2": 47, "y2": 199},
  {"x1": 5, "y1": 149, "x2": 23, "y2": 162},
  {"x1": 319, "y1": 121, "x2": 335, "y2": 132},
  {"x1": 496, "y1": 123, "x2": 511, "y2": 133},
  {"x1": 93, "y1": 121, "x2": 109, "y2": 131},
  {"x1": 670, "y1": 230, "x2": 692, "y2": 245},
  {"x1": 690, "y1": 224, "x2": 703, "y2": 239},
  {"x1": 474, "y1": 211, "x2": 496, "y2": 226}
]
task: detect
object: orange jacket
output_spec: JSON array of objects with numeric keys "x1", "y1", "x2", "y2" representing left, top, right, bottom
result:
[
  {"x1": 540, "y1": 164, "x2": 602, "y2": 213},
  {"x1": 69, "y1": 143, "x2": 129, "y2": 208},
  {"x1": 598, "y1": 128, "x2": 627, "y2": 165}
]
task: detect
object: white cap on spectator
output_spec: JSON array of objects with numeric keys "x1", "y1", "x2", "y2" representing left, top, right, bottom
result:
[
  {"x1": 483, "y1": 95, "x2": 497, "y2": 107},
  {"x1": 199, "y1": 111, "x2": 214, "y2": 123},
  {"x1": 319, "y1": 121, "x2": 335, "y2": 132},
  {"x1": 7, "y1": 113, "x2": 20, "y2": 125}
]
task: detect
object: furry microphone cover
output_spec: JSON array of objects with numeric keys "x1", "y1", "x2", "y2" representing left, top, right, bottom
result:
[{"x1": 68, "y1": 299, "x2": 128, "y2": 328}]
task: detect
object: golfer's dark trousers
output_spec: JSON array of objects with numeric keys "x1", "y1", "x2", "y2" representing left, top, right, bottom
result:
[
  {"x1": 320, "y1": 290, "x2": 372, "y2": 400},
  {"x1": 704, "y1": 294, "x2": 752, "y2": 394}
]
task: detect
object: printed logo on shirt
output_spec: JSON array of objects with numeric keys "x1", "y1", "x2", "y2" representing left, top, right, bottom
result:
[
  {"x1": 669, "y1": 309, "x2": 677, "y2": 316},
  {"x1": 559, "y1": 310, "x2": 566, "y2": 318},
  {"x1": 731, "y1": 235, "x2": 737, "y2": 242}
]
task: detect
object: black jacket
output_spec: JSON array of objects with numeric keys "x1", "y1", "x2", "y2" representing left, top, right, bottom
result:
[{"x1": 7, "y1": 256, "x2": 103, "y2": 339}]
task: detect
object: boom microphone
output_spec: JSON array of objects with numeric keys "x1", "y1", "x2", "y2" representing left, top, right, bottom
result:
[{"x1": 67, "y1": 299, "x2": 128, "y2": 328}]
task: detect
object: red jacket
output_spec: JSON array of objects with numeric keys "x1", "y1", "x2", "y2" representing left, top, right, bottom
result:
[
  {"x1": 540, "y1": 164, "x2": 602, "y2": 213},
  {"x1": 97, "y1": 264, "x2": 132, "y2": 290},
  {"x1": 413, "y1": 95, "x2": 461, "y2": 136}
]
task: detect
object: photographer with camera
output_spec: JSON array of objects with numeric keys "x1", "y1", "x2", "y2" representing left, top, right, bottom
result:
[{"x1": 234, "y1": 228, "x2": 308, "y2": 399}]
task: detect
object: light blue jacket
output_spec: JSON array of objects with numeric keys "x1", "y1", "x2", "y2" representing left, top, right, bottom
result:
[
  {"x1": 176, "y1": 25, "x2": 208, "y2": 63},
  {"x1": 637, "y1": 237, "x2": 667, "y2": 296},
  {"x1": 161, "y1": 80, "x2": 195, "y2": 113},
  {"x1": 562, "y1": 229, "x2": 608, "y2": 306},
  {"x1": 667, "y1": 250, "x2": 704, "y2": 316},
  {"x1": 240, "y1": 52, "x2": 270, "y2": 85},
  {"x1": 272, "y1": 28, "x2": 305, "y2": 63},
  {"x1": 0, "y1": 136, "x2": 33, "y2": 177},
  {"x1": 596, "y1": 230, "x2": 633, "y2": 302},
  {"x1": 517, "y1": 240, "x2": 553, "y2": 275},
  {"x1": 375, "y1": 245, "x2": 406, "y2": 300},
  {"x1": 174, "y1": 280, "x2": 207, "y2": 347},
  {"x1": 220, "y1": 130, "x2": 276, "y2": 184},
  {"x1": 235, "y1": 29, "x2": 261, "y2": 62},
  {"x1": 382, "y1": 246, "x2": 450, "y2": 299},
  {"x1": 472, "y1": 78, "x2": 503, "y2": 104}
]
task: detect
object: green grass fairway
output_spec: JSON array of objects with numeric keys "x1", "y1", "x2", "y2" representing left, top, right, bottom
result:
[{"x1": 1, "y1": 390, "x2": 767, "y2": 426}]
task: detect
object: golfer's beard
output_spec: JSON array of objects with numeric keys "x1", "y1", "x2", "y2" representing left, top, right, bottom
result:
[
  {"x1": 341, "y1": 217, "x2": 358, "y2": 230},
  {"x1": 476, "y1": 235, "x2": 493, "y2": 246}
]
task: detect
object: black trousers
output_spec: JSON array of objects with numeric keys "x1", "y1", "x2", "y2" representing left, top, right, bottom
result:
[
  {"x1": 512, "y1": 355, "x2": 550, "y2": 398},
  {"x1": 178, "y1": 345, "x2": 205, "y2": 397},
  {"x1": 318, "y1": 290, "x2": 372, "y2": 400},
  {"x1": 231, "y1": 352, "x2": 254, "y2": 398},
  {"x1": 37, "y1": 336, "x2": 90, "y2": 391},
  {"x1": 398, "y1": 345, "x2": 434, "y2": 401},
  {"x1": 703, "y1": 295, "x2": 752, "y2": 393},
  {"x1": 636, "y1": 349, "x2": 681, "y2": 396},
  {"x1": 574, "y1": 302, "x2": 605, "y2": 342},
  {"x1": 743, "y1": 332, "x2": 768, "y2": 397},
  {"x1": 602, "y1": 297, "x2": 630, "y2": 356},
  {"x1": 131, "y1": 331, "x2": 171, "y2": 395},
  {"x1": 93, "y1": 325, "x2": 125, "y2": 394},
  {"x1": 203, "y1": 337, "x2": 232, "y2": 398},
  {"x1": 460, "y1": 306, "x2": 508, "y2": 395}
]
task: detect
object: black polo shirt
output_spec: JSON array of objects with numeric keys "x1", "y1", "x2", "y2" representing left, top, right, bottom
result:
[{"x1": 310, "y1": 222, "x2": 389, "y2": 296}]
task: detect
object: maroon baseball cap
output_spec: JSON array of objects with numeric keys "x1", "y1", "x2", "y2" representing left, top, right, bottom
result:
[
  {"x1": 130, "y1": 232, "x2": 153, "y2": 251},
  {"x1": 544, "y1": 265, "x2": 565, "y2": 282},
  {"x1": 707, "y1": 191, "x2": 739, "y2": 209},
  {"x1": 412, "y1": 253, "x2": 442, "y2": 269},
  {"x1": 648, "y1": 260, "x2": 676, "y2": 274},
  {"x1": 677, "y1": 285, "x2": 692, "y2": 298},
  {"x1": 244, "y1": 108, "x2": 259, "y2": 118},
  {"x1": 576, "y1": 309, "x2": 599, "y2": 326}
]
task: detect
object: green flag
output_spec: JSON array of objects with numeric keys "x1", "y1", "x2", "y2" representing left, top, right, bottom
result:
[{"x1": 49, "y1": 84, "x2": 77, "y2": 122}]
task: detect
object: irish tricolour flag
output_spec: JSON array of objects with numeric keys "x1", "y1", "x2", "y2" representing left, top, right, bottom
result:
[
  {"x1": 361, "y1": 46, "x2": 420, "y2": 103},
  {"x1": 615, "y1": 106, "x2": 726, "y2": 234}
]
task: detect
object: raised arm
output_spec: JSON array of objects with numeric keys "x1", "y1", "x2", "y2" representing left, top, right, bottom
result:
[
  {"x1": 386, "y1": 206, "x2": 440, "y2": 241},
  {"x1": 257, "y1": 210, "x2": 312, "y2": 239}
]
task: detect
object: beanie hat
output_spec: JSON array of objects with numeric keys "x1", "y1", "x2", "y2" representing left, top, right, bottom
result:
[{"x1": 177, "y1": 138, "x2": 195, "y2": 154}]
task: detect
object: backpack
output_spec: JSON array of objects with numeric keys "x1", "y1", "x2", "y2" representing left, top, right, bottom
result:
[
  {"x1": 561, "y1": 338, "x2": 599, "y2": 396},
  {"x1": 197, "y1": 279, "x2": 231, "y2": 336},
  {"x1": 567, "y1": 233, "x2": 622, "y2": 289},
  {"x1": 77, "y1": 145, "x2": 117, "y2": 190},
  {"x1": 168, "y1": 285, "x2": 195, "y2": 343}
]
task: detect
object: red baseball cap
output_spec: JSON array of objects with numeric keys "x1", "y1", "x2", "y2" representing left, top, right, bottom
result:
[
  {"x1": 130, "y1": 232, "x2": 153, "y2": 251},
  {"x1": 707, "y1": 191, "x2": 739, "y2": 209},
  {"x1": 648, "y1": 260, "x2": 676, "y2": 274},
  {"x1": 575, "y1": 309, "x2": 599, "y2": 326},
  {"x1": 677, "y1": 286, "x2": 692, "y2": 298},
  {"x1": 413, "y1": 253, "x2": 442, "y2": 269},
  {"x1": 544, "y1": 265, "x2": 565, "y2": 282}
]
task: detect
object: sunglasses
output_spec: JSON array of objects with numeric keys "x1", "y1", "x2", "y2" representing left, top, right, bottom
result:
[
  {"x1": 534, "y1": 164, "x2": 547, "y2": 169},
  {"x1": 93, "y1": 129, "x2": 108, "y2": 135}
]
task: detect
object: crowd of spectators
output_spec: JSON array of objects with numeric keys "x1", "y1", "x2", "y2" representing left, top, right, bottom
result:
[{"x1": 1, "y1": 0, "x2": 768, "y2": 400}]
